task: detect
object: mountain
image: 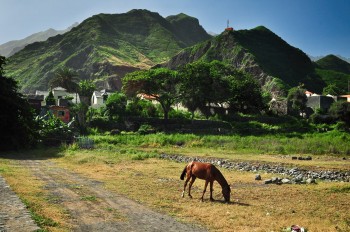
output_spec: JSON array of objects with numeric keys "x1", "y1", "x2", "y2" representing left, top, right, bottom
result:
[
  {"x1": 314, "y1": 55, "x2": 350, "y2": 93},
  {"x1": 309, "y1": 54, "x2": 350, "y2": 63},
  {"x1": 5, "y1": 10, "x2": 211, "y2": 93},
  {"x1": 162, "y1": 26, "x2": 325, "y2": 97},
  {"x1": 315, "y1": 55, "x2": 350, "y2": 74},
  {"x1": 0, "y1": 23, "x2": 78, "y2": 57}
]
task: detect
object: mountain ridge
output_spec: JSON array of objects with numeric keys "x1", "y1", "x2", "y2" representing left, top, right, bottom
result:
[
  {"x1": 5, "y1": 10, "x2": 211, "y2": 93},
  {"x1": 0, "y1": 23, "x2": 78, "y2": 57},
  {"x1": 161, "y1": 26, "x2": 325, "y2": 96},
  {"x1": 4, "y1": 10, "x2": 348, "y2": 96}
]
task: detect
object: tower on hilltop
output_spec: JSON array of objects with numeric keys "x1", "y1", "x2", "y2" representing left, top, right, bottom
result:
[{"x1": 225, "y1": 19, "x2": 234, "y2": 31}]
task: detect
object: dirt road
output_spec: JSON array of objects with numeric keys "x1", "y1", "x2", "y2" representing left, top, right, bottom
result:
[{"x1": 1, "y1": 159, "x2": 206, "y2": 232}]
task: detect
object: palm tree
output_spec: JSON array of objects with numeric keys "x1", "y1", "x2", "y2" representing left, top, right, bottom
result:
[{"x1": 50, "y1": 67, "x2": 79, "y2": 93}]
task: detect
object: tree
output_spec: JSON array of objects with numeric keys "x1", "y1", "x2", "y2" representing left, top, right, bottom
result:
[
  {"x1": 329, "y1": 100, "x2": 350, "y2": 126},
  {"x1": 50, "y1": 67, "x2": 79, "y2": 93},
  {"x1": 45, "y1": 90, "x2": 56, "y2": 106},
  {"x1": 179, "y1": 61, "x2": 212, "y2": 118},
  {"x1": 322, "y1": 84, "x2": 342, "y2": 96},
  {"x1": 79, "y1": 80, "x2": 96, "y2": 96},
  {"x1": 78, "y1": 80, "x2": 96, "y2": 105},
  {"x1": 0, "y1": 56, "x2": 38, "y2": 151},
  {"x1": 287, "y1": 85, "x2": 307, "y2": 116},
  {"x1": 179, "y1": 60, "x2": 232, "y2": 118},
  {"x1": 126, "y1": 98, "x2": 159, "y2": 118},
  {"x1": 105, "y1": 92, "x2": 127, "y2": 121},
  {"x1": 226, "y1": 71, "x2": 264, "y2": 114},
  {"x1": 179, "y1": 60, "x2": 263, "y2": 118},
  {"x1": 70, "y1": 103, "x2": 89, "y2": 134},
  {"x1": 123, "y1": 68, "x2": 180, "y2": 120}
]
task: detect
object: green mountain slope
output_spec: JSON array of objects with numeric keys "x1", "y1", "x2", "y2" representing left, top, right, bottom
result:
[
  {"x1": 163, "y1": 26, "x2": 326, "y2": 96},
  {"x1": 5, "y1": 9, "x2": 211, "y2": 93},
  {"x1": 316, "y1": 55, "x2": 350, "y2": 74},
  {"x1": 315, "y1": 55, "x2": 350, "y2": 93}
]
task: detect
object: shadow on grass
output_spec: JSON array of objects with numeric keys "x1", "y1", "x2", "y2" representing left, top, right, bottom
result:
[
  {"x1": 0, "y1": 146, "x2": 64, "y2": 160},
  {"x1": 202, "y1": 199, "x2": 251, "y2": 206}
]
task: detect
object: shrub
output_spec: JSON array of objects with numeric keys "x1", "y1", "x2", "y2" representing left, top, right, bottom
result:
[{"x1": 37, "y1": 113, "x2": 74, "y2": 146}]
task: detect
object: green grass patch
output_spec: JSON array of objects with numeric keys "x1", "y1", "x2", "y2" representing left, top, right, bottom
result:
[
  {"x1": 22, "y1": 198, "x2": 59, "y2": 229},
  {"x1": 329, "y1": 186, "x2": 350, "y2": 193},
  {"x1": 80, "y1": 195, "x2": 97, "y2": 201},
  {"x1": 89, "y1": 130, "x2": 350, "y2": 156}
]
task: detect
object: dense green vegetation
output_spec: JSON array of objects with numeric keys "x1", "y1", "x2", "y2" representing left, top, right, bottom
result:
[
  {"x1": 0, "y1": 56, "x2": 39, "y2": 150},
  {"x1": 89, "y1": 129, "x2": 350, "y2": 156},
  {"x1": 122, "y1": 61, "x2": 264, "y2": 120}
]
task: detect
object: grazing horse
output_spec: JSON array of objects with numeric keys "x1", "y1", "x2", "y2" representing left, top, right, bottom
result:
[{"x1": 180, "y1": 161, "x2": 231, "y2": 202}]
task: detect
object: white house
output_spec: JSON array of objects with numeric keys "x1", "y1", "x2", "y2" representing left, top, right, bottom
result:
[
  {"x1": 91, "y1": 89, "x2": 112, "y2": 109},
  {"x1": 35, "y1": 87, "x2": 80, "y2": 106}
]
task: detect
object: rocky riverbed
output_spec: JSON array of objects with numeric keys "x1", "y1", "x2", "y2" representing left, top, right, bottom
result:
[{"x1": 159, "y1": 154, "x2": 350, "y2": 184}]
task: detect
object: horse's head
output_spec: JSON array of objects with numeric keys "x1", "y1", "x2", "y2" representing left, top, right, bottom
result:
[{"x1": 222, "y1": 184, "x2": 231, "y2": 202}]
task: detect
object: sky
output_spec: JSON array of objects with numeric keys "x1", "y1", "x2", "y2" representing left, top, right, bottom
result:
[{"x1": 1, "y1": 0, "x2": 350, "y2": 57}]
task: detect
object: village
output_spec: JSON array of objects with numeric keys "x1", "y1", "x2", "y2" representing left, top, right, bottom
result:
[{"x1": 26, "y1": 86, "x2": 350, "y2": 124}]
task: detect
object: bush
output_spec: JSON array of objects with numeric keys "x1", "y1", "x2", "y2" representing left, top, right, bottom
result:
[
  {"x1": 37, "y1": 113, "x2": 74, "y2": 146},
  {"x1": 168, "y1": 109, "x2": 192, "y2": 120},
  {"x1": 126, "y1": 99, "x2": 160, "y2": 118}
]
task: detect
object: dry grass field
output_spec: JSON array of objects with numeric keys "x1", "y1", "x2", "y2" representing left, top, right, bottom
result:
[{"x1": 1, "y1": 145, "x2": 350, "y2": 231}]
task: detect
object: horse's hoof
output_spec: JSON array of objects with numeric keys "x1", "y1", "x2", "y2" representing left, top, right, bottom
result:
[{"x1": 210, "y1": 198, "x2": 215, "y2": 202}]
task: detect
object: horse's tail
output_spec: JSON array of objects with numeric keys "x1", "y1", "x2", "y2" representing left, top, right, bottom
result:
[{"x1": 180, "y1": 166, "x2": 187, "y2": 180}]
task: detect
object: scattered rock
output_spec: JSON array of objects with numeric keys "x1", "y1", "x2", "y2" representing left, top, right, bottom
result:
[
  {"x1": 255, "y1": 174, "x2": 262, "y2": 180},
  {"x1": 281, "y1": 178, "x2": 291, "y2": 184},
  {"x1": 264, "y1": 179, "x2": 272, "y2": 184},
  {"x1": 306, "y1": 178, "x2": 316, "y2": 184},
  {"x1": 159, "y1": 154, "x2": 350, "y2": 183}
]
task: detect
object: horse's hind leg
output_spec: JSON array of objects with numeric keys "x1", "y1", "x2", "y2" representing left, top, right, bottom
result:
[
  {"x1": 188, "y1": 176, "x2": 196, "y2": 198},
  {"x1": 182, "y1": 176, "x2": 190, "y2": 198},
  {"x1": 181, "y1": 175, "x2": 192, "y2": 197}
]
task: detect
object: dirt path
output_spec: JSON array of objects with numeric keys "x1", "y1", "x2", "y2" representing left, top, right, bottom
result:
[{"x1": 6, "y1": 159, "x2": 206, "y2": 232}]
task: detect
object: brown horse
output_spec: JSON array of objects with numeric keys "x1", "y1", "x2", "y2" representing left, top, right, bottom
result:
[{"x1": 180, "y1": 161, "x2": 231, "y2": 202}]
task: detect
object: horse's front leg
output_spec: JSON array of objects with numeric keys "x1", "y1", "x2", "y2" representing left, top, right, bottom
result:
[
  {"x1": 209, "y1": 181, "x2": 214, "y2": 201},
  {"x1": 200, "y1": 180, "x2": 209, "y2": 202},
  {"x1": 188, "y1": 176, "x2": 196, "y2": 198}
]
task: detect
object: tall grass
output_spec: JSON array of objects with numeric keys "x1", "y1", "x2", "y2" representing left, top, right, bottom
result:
[{"x1": 90, "y1": 130, "x2": 350, "y2": 156}]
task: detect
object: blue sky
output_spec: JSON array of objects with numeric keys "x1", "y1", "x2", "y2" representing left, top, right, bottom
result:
[{"x1": 1, "y1": 0, "x2": 350, "y2": 57}]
